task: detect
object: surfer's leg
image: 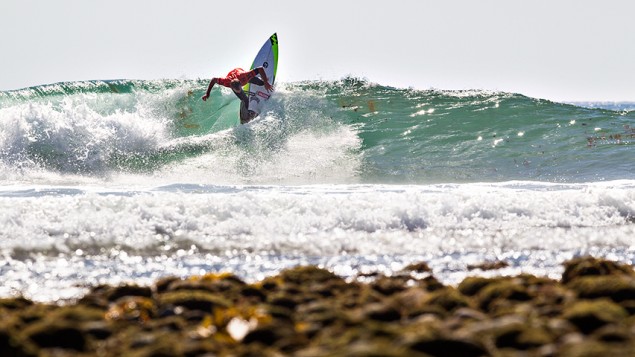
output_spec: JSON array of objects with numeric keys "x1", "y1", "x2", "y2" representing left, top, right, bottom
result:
[
  {"x1": 237, "y1": 93, "x2": 252, "y2": 124},
  {"x1": 249, "y1": 77, "x2": 264, "y2": 86},
  {"x1": 233, "y1": 89, "x2": 249, "y2": 109},
  {"x1": 239, "y1": 101, "x2": 250, "y2": 124},
  {"x1": 234, "y1": 89, "x2": 252, "y2": 124},
  {"x1": 231, "y1": 79, "x2": 254, "y2": 124},
  {"x1": 229, "y1": 79, "x2": 248, "y2": 107}
]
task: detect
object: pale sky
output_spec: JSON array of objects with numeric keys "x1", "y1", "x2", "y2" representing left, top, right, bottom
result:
[{"x1": 1, "y1": 0, "x2": 634, "y2": 101}]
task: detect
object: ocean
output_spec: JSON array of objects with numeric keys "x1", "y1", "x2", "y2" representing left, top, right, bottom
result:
[{"x1": 1, "y1": 78, "x2": 634, "y2": 302}]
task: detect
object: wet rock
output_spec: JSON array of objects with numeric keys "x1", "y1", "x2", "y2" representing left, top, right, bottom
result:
[
  {"x1": 278, "y1": 266, "x2": 342, "y2": 286},
  {"x1": 592, "y1": 325, "x2": 633, "y2": 343},
  {"x1": 128, "y1": 332, "x2": 159, "y2": 349},
  {"x1": 197, "y1": 271, "x2": 246, "y2": 285},
  {"x1": 494, "y1": 323, "x2": 553, "y2": 350},
  {"x1": 421, "y1": 275, "x2": 445, "y2": 292},
  {"x1": 402, "y1": 261, "x2": 432, "y2": 273},
  {"x1": 126, "y1": 332, "x2": 184, "y2": 356},
  {"x1": 106, "y1": 296, "x2": 156, "y2": 322},
  {"x1": 309, "y1": 279, "x2": 351, "y2": 298},
  {"x1": 106, "y1": 284, "x2": 153, "y2": 301},
  {"x1": 336, "y1": 283, "x2": 383, "y2": 309},
  {"x1": 458, "y1": 276, "x2": 499, "y2": 297},
  {"x1": 82, "y1": 321, "x2": 112, "y2": 340},
  {"x1": 467, "y1": 260, "x2": 509, "y2": 271},
  {"x1": 155, "y1": 276, "x2": 181, "y2": 294},
  {"x1": 22, "y1": 320, "x2": 87, "y2": 351},
  {"x1": 268, "y1": 293, "x2": 300, "y2": 310},
  {"x1": 363, "y1": 302, "x2": 402, "y2": 322},
  {"x1": 390, "y1": 287, "x2": 429, "y2": 317},
  {"x1": 297, "y1": 300, "x2": 342, "y2": 330},
  {"x1": 14, "y1": 305, "x2": 52, "y2": 326},
  {"x1": 0, "y1": 327, "x2": 37, "y2": 357},
  {"x1": 528, "y1": 281, "x2": 573, "y2": 317},
  {"x1": 421, "y1": 287, "x2": 472, "y2": 314},
  {"x1": 240, "y1": 285, "x2": 267, "y2": 302},
  {"x1": 242, "y1": 323, "x2": 293, "y2": 346},
  {"x1": 559, "y1": 339, "x2": 635, "y2": 357},
  {"x1": 148, "y1": 315, "x2": 186, "y2": 332},
  {"x1": 181, "y1": 309, "x2": 211, "y2": 323},
  {"x1": 408, "y1": 336, "x2": 487, "y2": 357},
  {"x1": 0, "y1": 298, "x2": 33, "y2": 311},
  {"x1": 158, "y1": 290, "x2": 230, "y2": 313},
  {"x1": 562, "y1": 256, "x2": 635, "y2": 284},
  {"x1": 476, "y1": 279, "x2": 532, "y2": 312},
  {"x1": 563, "y1": 299, "x2": 628, "y2": 334},
  {"x1": 371, "y1": 275, "x2": 410, "y2": 296},
  {"x1": 181, "y1": 340, "x2": 219, "y2": 357},
  {"x1": 166, "y1": 273, "x2": 246, "y2": 299},
  {"x1": 77, "y1": 293, "x2": 109, "y2": 309},
  {"x1": 452, "y1": 307, "x2": 488, "y2": 322},
  {"x1": 49, "y1": 305, "x2": 105, "y2": 322},
  {"x1": 258, "y1": 276, "x2": 282, "y2": 292},
  {"x1": 567, "y1": 275, "x2": 635, "y2": 303},
  {"x1": 266, "y1": 305, "x2": 294, "y2": 322}
]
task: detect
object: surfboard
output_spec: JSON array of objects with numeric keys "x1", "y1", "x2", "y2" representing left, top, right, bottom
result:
[{"x1": 240, "y1": 33, "x2": 279, "y2": 122}]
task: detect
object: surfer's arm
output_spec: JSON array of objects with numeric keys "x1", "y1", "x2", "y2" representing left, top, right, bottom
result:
[
  {"x1": 201, "y1": 78, "x2": 218, "y2": 101},
  {"x1": 254, "y1": 67, "x2": 273, "y2": 92}
]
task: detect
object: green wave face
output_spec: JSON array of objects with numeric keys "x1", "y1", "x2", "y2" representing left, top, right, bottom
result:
[{"x1": 1, "y1": 78, "x2": 633, "y2": 183}]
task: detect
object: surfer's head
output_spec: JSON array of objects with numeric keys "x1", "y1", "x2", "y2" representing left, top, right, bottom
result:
[{"x1": 230, "y1": 79, "x2": 241, "y2": 91}]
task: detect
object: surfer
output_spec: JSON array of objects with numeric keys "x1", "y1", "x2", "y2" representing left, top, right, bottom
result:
[{"x1": 201, "y1": 67, "x2": 273, "y2": 124}]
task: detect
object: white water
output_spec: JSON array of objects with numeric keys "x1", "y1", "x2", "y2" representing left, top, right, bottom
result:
[{"x1": 1, "y1": 181, "x2": 634, "y2": 302}]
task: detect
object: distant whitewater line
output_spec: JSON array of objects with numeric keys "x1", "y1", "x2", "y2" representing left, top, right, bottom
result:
[{"x1": 567, "y1": 101, "x2": 635, "y2": 112}]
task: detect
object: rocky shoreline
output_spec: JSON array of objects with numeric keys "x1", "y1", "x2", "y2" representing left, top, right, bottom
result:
[{"x1": 2, "y1": 256, "x2": 635, "y2": 356}]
